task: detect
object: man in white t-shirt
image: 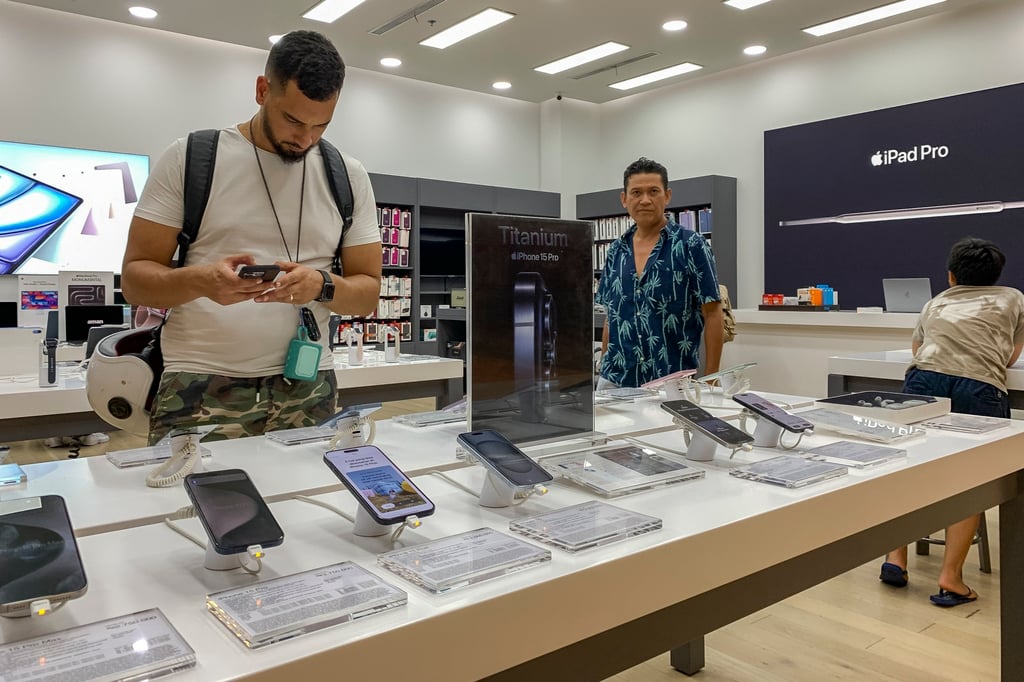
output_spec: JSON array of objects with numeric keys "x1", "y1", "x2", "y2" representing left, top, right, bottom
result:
[{"x1": 121, "y1": 30, "x2": 381, "y2": 444}]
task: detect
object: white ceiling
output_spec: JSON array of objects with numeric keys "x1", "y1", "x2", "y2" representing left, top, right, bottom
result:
[{"x1": 13, "y1": 0, "x2": 988, "y2": 103}]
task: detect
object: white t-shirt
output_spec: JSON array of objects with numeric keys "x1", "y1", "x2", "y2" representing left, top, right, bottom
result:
[
  {"x1": 134, "y1": 126, "x2": 380, "y2": 376},
  {"x1": 910, "y1": 285, "x2": 1024, "y2": 392}
]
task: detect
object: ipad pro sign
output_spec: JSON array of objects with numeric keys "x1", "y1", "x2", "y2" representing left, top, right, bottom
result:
[
  {"x1": 467, "y1": 214, "x2": 595, "y2": 444},
  {"x1": 765, "y1": 82, "x2": 1024, "y2": 308}
]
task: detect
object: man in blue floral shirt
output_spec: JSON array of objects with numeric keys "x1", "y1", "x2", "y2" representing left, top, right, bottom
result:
[{"x1": 596, "y1": 157, "x2": 723, "y2": 388}]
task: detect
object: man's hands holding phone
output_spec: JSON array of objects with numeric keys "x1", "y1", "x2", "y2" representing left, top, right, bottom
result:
[{"x1": 201, "y1": 254, "x2": 323, "y2": 306}]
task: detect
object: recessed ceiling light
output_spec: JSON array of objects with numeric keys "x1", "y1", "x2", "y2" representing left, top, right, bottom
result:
[
  {"x1": 723, "y1": 0, "x2": 772, "y2": 9},
  {"x1": 493, "y1": 81, "x2": 512, "y2": 90},
  {"x1": 302, "y1": 0, "x2": 368, "y2": 24},
  {"x1": 420, "y1": 8, "x2": 515, "y2": 49},
  {"x1": 535, "y1": 42, "x2": 629, "y2": 75},
  {"x1": 662, "y1": 20, "x2": 688, "y2": 31},
  {"x1": 804, "y1": 0, "x2": 946, "y2": 37},
  {"x1": 128, "y1": 6, "x2": 157, "y2": 19},
  {"x1": 743, "y1": 45, "x2": 767, "y2": 56},
  {"x1": 609, "y1": 62, "x2": 703, "y2": 91},
  {"x1": 268, "y1": 34, "x2": 283, "y2": 44},
  {"x1": 380, "y1": 57, "x2": 402, "y2": 68}
]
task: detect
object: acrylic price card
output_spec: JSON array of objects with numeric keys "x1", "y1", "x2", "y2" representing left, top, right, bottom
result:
[
  {"x1": 509, "y1": 500, "x2": 662, "y2": 553},
  {"x1": 206, "y1": 562, "x2": 407, "y2": 649},
  {"x1": 730, "y1": 455, "x2": 848, "y2": 489},
  {"x1": 0, "y1": 608, "x2": 195, "y2": 682},
  {"x1": 377, "y1": 528, "x2": 551, "y2": 594},
  {"x1": 802, "y1": 441, "x2": 906, "y2": 468},
  {"x1": 542, "y1": 444, "x2": 704, "y2": 497}
]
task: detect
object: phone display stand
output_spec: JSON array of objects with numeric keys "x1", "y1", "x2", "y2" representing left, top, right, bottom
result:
[
  {"x1": 383, "y1": 326, "x2": 400, "y2": 363},
  {"x1": 352, "y1": 506, "x2": 391, "y2": 537},
  {"x1": 478, "y1": 471, "x2": 518, "y2": 508},
  {"x1": 328, "y1": 416, "x2": 376, "y2": 449},
  {"x1": 204, "y1": 542, "x2": 245, "y2": 571},
  {"x1": 751, "y1": 416, "x2": 783, "y2": 448},
  {"x1": 663, "y1": 379, "x2": 699, "y2": 402},
  {"x1": 673, "y1": 419, "x2": 717, "y2": 461},
  {"x1": 346, "y1": 328, "x2": 364, "y2": 365},
  {"x1": 145, "y1": 426, "x2": 215, "y2": 488}
]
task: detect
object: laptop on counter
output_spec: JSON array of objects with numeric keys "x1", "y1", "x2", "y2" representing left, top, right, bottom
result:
[{"x1": 882, "y1": 278, "x2": 933, "y2": 313}]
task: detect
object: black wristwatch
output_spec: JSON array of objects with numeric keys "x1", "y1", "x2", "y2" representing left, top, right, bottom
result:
[{"x1": 315, "y1": 269, "x2": 335, "y2": 302}]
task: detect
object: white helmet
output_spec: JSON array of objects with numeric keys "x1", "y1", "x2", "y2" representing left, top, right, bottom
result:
[{"x1": 86, "y1": 328, "x2": 160, "y2": 436}]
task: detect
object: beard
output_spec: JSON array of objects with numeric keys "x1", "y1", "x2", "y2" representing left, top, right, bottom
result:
[{"x1": 262, "y1": 114, "x2": 310, "y2": 164}]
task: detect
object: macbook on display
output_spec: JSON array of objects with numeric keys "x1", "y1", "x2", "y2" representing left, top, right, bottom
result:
[{"x1": 882, "y1": 278, "x2": 933, "y2": 313}]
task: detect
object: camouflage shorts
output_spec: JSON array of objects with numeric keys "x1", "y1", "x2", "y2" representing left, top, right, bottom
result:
[{"x1": 148, "y1": 370, "x2": 338, "y2": 445}]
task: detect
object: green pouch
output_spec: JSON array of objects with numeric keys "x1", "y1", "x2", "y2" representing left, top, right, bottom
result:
[{"x1": 284, "y1": 327, "x2": 322, "y2": 381}]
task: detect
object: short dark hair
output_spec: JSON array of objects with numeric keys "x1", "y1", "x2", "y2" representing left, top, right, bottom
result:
[
  {"x1": 947, "y1": 237, "x2": 1005, "y2": 286},
  {"x1": 623, "y1": 157, "x2": 669, "y2": 192},
  {"x1": 266, "y1": 30, "x2": 344, "y2": 101}
]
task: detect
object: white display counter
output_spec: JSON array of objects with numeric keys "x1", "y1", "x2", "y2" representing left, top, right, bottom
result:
[
  {"x1": 723, "y1": 309, "x2": 919, "y2": 399},
  {"x1": 1, "y1": 396, "x2": 1023, "y2": 680}
]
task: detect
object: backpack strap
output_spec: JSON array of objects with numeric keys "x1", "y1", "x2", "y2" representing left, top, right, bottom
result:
[
  {"x1": 179, "y1": 129, "x2": 220, "y2": 268},
  {"x1": 318, "y1": 137, "x2": 355, "y2": 275}
]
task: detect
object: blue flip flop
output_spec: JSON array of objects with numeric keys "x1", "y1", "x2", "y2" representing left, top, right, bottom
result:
[
  {"x1": 930, "y1": 587, "x2": 978, "y2": 607},
  {"x1": 879, "y1": 562, "x2": 908, "y2": 587}
]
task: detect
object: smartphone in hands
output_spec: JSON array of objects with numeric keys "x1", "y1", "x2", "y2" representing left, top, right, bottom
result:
[
  {"x1": 660, "y1": 400, "x2": 755, "y2": 448},
  {"x1": 0, "y1": 495, "x2": 88, "y2": 616},
  {"x1": 731, "y1": 392, "x2": 814, "y2": 433},
  {"x1": 235, "y1": 264, "x2": 281, "y2": 281},
  {"x1": 323, "y1": 446, "x2": 435, "y2": 524},
  {"x1": 456, "y1": 430, "x2": 554, "y2": 489},
  {"x1": 183, "y1": 469, "x2": 284, "y2": 555}
]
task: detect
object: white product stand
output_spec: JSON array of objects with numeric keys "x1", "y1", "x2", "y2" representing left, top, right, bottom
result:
[
  {"x1": 751, "y1": 418, "x2": 784, "y2": 448},
  {"x1": 204, "y1": 543, "x2": 245, "y2": 571},
  {"x1": 478, "y1": 471, "x2": 518, "y2": 508},
  {"x1": 352, "y1": 507, "x2": 390, "y2": 537},
  {"x1": 346, "y1": 328, "x2": 364, "y2": 366},
  {"x1": 683, "y1": 430, "x2": 718, "y2": 462},
  {"x1": 384, "y1": 326, "x2": 401, "y2": 363}
]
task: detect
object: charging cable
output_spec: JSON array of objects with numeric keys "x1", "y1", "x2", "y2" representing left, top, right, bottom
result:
[
  {"x1": 163, "y1": 505, "x2": 263, "y2": 574},
  {"x1": 293, "y1": 495, "x2": 420, "y2": 542},
  {"x1": 146, "y1": 432, "x2": 201, "y2": 488}
]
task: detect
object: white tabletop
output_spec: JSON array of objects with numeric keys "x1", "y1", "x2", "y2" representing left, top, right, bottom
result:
[
  {"x1": 3, "y1": 418, "x2": 1022, "y2": 680},
  {"x1": 734, "y1": 308, "x2": 919, "y2": 329}
]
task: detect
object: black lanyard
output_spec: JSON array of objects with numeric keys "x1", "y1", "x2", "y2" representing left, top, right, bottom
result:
[{"x1": 249, "y1": 117, "x2": 305, "y2": 262}]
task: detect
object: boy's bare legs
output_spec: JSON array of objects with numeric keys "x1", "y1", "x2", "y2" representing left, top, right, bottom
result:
[
  {"x1": 938, "y1": 514, "x2": 980, "y2": 596},
  {"x1": 885, "y1": 545, "x2": 908, "y2": 569}
]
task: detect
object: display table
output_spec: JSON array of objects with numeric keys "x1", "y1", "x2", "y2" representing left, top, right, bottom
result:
[
  {"x1": 827, "y1": 349, "x2": 1024, "y2": 408},
  {"x1": 0, "y1": 354, "x2": 464, "y2": 442},
  {"x1": 2, "y1": 407, "x2": 1022, "y2": 681}
]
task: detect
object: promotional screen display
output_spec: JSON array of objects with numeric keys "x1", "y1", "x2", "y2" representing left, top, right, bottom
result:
[
  {"x1": 0, "y1": 139, "x2": 149, "y2": 275},
  {"x1": 324, "y1": 446, "x2": 434, "y2": 523},
  {"x1": 467, "y1": 214, "x2": 595, "y2": 443},
  {"x1": 765, "y1": 83, "x2": 1024, "y2": 309}
]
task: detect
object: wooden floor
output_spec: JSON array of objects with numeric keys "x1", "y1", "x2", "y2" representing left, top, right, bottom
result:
[{"x1": 2, "y1": 399, "x2": 1001, "y2": 680}]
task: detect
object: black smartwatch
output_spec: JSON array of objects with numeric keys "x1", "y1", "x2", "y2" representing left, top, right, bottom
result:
[{"x1": 315, "y1": 269, "x2": 335, "y2": 302}]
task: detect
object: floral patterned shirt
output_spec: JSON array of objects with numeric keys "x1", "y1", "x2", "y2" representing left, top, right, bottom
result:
[{"x1": 596, "y1": 221, "x2": 721, "y2": 387}]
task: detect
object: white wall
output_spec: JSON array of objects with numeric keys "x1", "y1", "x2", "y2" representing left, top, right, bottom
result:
[
  {"x1": 590, "y1": 0, "x2": 1024, "y2": 308},
  {"x1": 0, "y1": 1, "x2": 541, "y2": 187}
]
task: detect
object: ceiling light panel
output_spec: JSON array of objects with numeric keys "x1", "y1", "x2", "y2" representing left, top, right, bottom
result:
[
  {"x1": 303, "y1": 0, "x2": 368, "y2": 23},
  {"x1": 535, "y1": 42, "x2": 630, "y2": 75},
  {"x1": 128, "y1": 6, "x2": 157, "y2": 19},
  {"x1": 724, "y1": 0, "x2": 772, "y2": 9},
  {"x1": 419, "y1": 8, "x2": 515, "y2": 49},
  {"x1": 609, "y1": 62, "x2": 702, "y2": 91},
  {"x1": 803, "y1": 0, "x2": 946, "y2": 37}
]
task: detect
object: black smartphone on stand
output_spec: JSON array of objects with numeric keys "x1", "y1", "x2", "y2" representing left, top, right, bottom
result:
[
  {"x1": 660, "y1": 400, "x2": 755, "y2": 448},
  {"x1": 456, "y1": 430, "x2": 554, "y2": 488},
  {"x1": 183, "y1": 469, "x2": 284, "y2": 555},
  {"x1": 731, "y1": 392, "x2": 815, "y2": 433},
  {"x1": 0, "y1": 495, "x2": 88, "y2": 616},
  {"x1": 323, "y1": 446, "x2": 435, "y2": 524}
]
